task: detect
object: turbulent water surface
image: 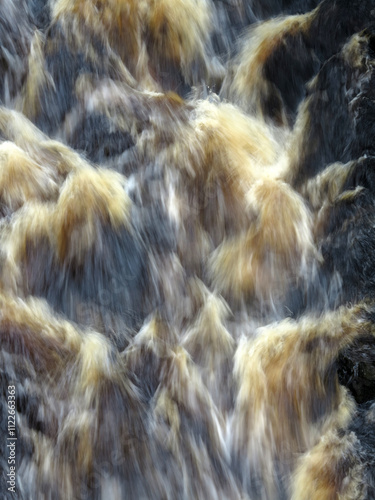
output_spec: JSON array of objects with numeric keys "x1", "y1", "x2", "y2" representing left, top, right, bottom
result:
[{"x1": 1, "y1": 0, "x2": 375, "y2": 499}]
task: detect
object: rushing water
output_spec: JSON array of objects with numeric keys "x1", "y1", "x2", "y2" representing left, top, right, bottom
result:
[{"x1": 0, "y1": 0, "x2": 375, "y2": 499}]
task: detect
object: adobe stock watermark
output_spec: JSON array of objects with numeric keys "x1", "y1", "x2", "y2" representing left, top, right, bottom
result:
[{"x1": 6, "y1": 385, "x2": 17, "y2": 494}]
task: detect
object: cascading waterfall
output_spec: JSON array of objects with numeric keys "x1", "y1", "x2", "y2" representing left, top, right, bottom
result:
[{"x1": 0, "y1": 1, "x2": 375, "y2": 499}]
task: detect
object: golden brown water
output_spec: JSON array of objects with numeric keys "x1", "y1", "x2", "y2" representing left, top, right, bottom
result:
[{"x1": 1, "y1": 0, "x2": 375, "y2": 499}]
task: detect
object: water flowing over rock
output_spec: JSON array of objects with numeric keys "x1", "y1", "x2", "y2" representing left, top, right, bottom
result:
[{"x1": 1, "y1": 1, "x2": 375, "y2": 499}]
